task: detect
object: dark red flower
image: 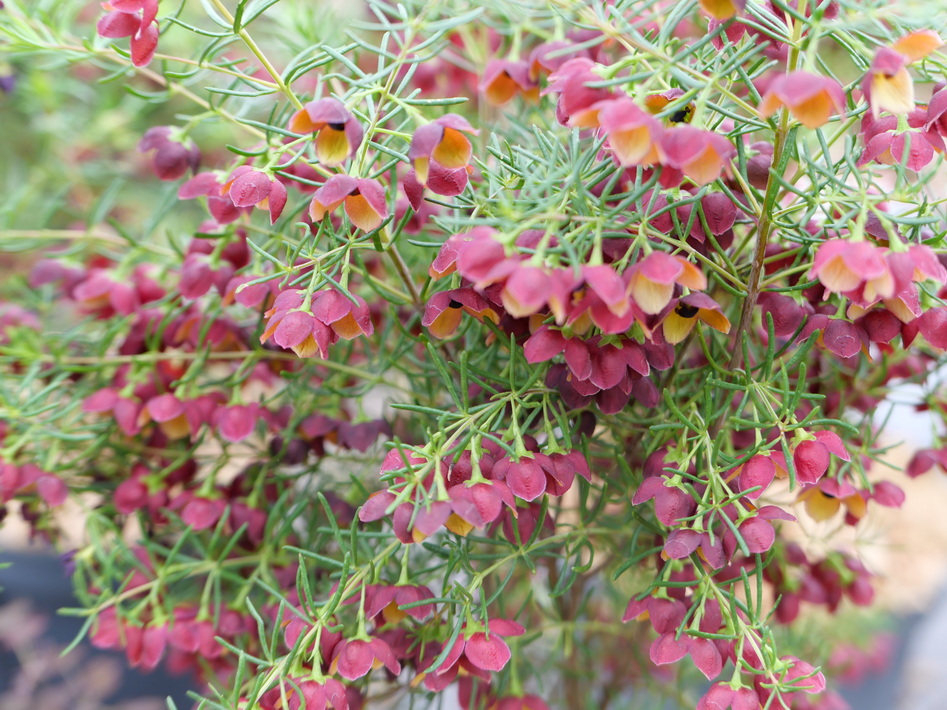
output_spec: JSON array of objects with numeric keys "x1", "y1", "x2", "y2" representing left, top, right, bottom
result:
[
  {"x1": 138, "y1": 126, "x2": 200, "y2": 180},
  {"x1": 223, "y1": 166, "x2": 288, "y2": 224},
  {"x1": 433, "y1": 619, "x2": 525, "y2": 675},
  {"x1": 330, "y1": 636, "x2": 401, "y2": 680}
]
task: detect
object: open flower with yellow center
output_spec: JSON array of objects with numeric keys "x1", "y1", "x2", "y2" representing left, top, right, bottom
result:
[
  {"x1": 408, "y1": 114, "x2": 478, "y2": 196},
  {"x1": 661, "y1": 293, "x2": 731, "y2": 345},
  {"x1": 759, "y1": 70, "x2": 846, "y2": 129},
  {"x1": 598, "y1": 97, "x2": 663, "y2": 167},
  {"x1": 309, "y1": 175, "x2": 388, "y2": 232},
  {"x1": 288, "y1": 97, "x2": 363, "y2": 167},
  {"x1": 808, "y1": 239, "x2": 892, "y2": 297},
  {"x1": 864, "y1": 47, "x2": 914, "y2": 118},
  {"x1": 627, "y1": 252, "x2": 707, "y2": 315}
]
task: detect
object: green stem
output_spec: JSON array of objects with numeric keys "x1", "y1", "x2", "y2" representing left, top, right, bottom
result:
[{"x1": 208, "y1": 0, "x2": 304, "y2": 111}]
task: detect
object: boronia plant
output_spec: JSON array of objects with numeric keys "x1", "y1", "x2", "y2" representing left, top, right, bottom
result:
[{"x1": 1, "y1": 0, "x2": 946, "y2": 707}]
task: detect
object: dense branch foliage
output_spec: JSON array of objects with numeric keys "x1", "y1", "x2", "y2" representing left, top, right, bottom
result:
[{"x1": 2, "y1": 0, "x2": 947, "y2": 708}]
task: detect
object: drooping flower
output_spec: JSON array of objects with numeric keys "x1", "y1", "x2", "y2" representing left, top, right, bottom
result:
[
  {"x1": 697, "y1": 682, "x2": 760, "y2": 710},
  {"x1": 222, "y1": 166, "x2": 288, "y2": 224},
  {"x1": 259, "y1": 290, "x2": 336, "y2": 359},
  {"x1": 258, "y1": 677, "x2": 349, "y2": 710},
  {"x1": 631, "y1": 474, "x2": 697, "y2": 526},
  {"x1": 863, "y1": 47, "x2": 914, "y2": 118},
  {"x1": 213, "y1": 403, "x2": 261, "y2": 443},
  {"x1": 494, "y1": 694, "x2": 550, "y2": 710},
  {"x1": 361, "y1": 583, "x2": 436, "y2": 624},
  {"x1": 758, "y1": 71, "x2": 846, "y2": 129},
  {"x1": 661, "y1": 292, "x2": 731, "y2": 344},
  {"x1": 798, "y1": 478, "x2": 866, "y2": 522},
  {"x1": 698, "y1": 0, "x2": 746, "y2": 20},
  {"x1": 499, "y1": 264, "x2": 579, "y2": 320},
  {"x1": 890, "y1": 30, "x2": 943, "y2": 62},
  {"x1": 480, "y1": 59, "x2": 539, "y2": 106},
  {"x1": 597, "y1": 97, "x2": 663, "y2": 166},
  {"x1": 808, "y1": 239, "x2": 891, "y2": 296},
  {"x1": 309, "y1": 175, "x2": 388, "y2": 232},
  {"x1": 492, "y1": 454, "x2": 548, "y2": 502},
  {"x1": 627, "y1": 252, "x2": 707, "y2": 315},
  {"x1": 527, "y1": 40, "x2": 589, "y2": 80},
  {"x1": 422, "y1": 288, "x2": 499, "y2": 339},
  {"x1": 659, "y1": 125, "x2": 736, "y2": 186},
  {"x1": 287, "y1": 97, "x2": 364, "y2": 167},
  {"x1": 409, "y1": 114, "x2": 478, "y2": 196},
  {"x1": 311, "y1": 289, "x2": 374, "y2": 340},
  {"x1": 777, "y1": 656, "x2": 827, "y2": 695},
  {"x1": 859, "y1": 110, "x2": 944, "y2": 171},
  {"x1": 96, "y1": 0, "x2": 159, "y2": 67},
  {"x1": 138, "y1": 126, "x2": 200, "y2": 180},
  {"x1": 178, "y1": 171, "x2": 248, "y2": 225},
  {"x1": 330, "y1": 636, "x2": 401, "y2": 680},
  {"x1": 792, "y1": 430, "x2": 850, "y2": 485},
  {"x1": 544, "y1": 57, "x2": 614, "y2": 127},
  {"x1": 432, "y1": 619, "x2": 525, "y2": 675}
]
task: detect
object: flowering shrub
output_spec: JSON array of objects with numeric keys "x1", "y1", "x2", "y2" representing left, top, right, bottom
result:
[{"x1": 1, "y1": 0, "x2": 947, "y2": 708}]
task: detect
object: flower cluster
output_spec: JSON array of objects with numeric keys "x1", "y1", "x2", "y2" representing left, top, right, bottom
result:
[{"x1": 5, "y1": 1, "x2": 947, "y2": 710}]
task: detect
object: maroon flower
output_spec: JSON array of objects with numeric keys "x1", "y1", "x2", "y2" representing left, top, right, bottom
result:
[
  {"x1": 330, "y1": 636, "x2": 401, "y2": 680},
  {"x1": 859, "y1": 110, "x2": 944, "y2": 171},
  {"x1": 445, "y1": 480, "x2": 516, "y2": 536},
  {"x1": 83, "y1": 386, "x2": 143, "y2": 436},
  {"x1": 0, "y1": 463, "x2": 67, "y2": 507},
  {"x1": 492, "y1": 454, "x2": 547, "y2": 502},
  {"x1": 213, "y1": 403, "x2": 261, "y2": 443},
  {"x1": 736, "y1": 455, "x2": 776, "y2": 499},
  {"x1": 223, "y1": 166, "x2": 288, "y2": 224},
  {"x1": 434, "y1": 618, "x2": 525, "y2": 674},
  {"x1": 138, "y1": 126, "x2": 200, "y2": 180},
  {"x1": 632, "y1": 475, "x2": 697, "y2": 526},
  {"x1": 697, "y1": 682, "x2": 760, "y2": 710},
  {"x1": 179, "y1": 171, "x2": 249, "y2": 225},
  {"x1": 495, "y1": 695, "x2": 549, "y2": 710},
  {"x1": 259, "y1": 677, "x2": 349, "y2": 710},
  {"x1": 180, "y1": 494, "x2": 227, "y2": 531},
  {"x1": 792, "y1": 431, "x2": 849, "y2": 486}
]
